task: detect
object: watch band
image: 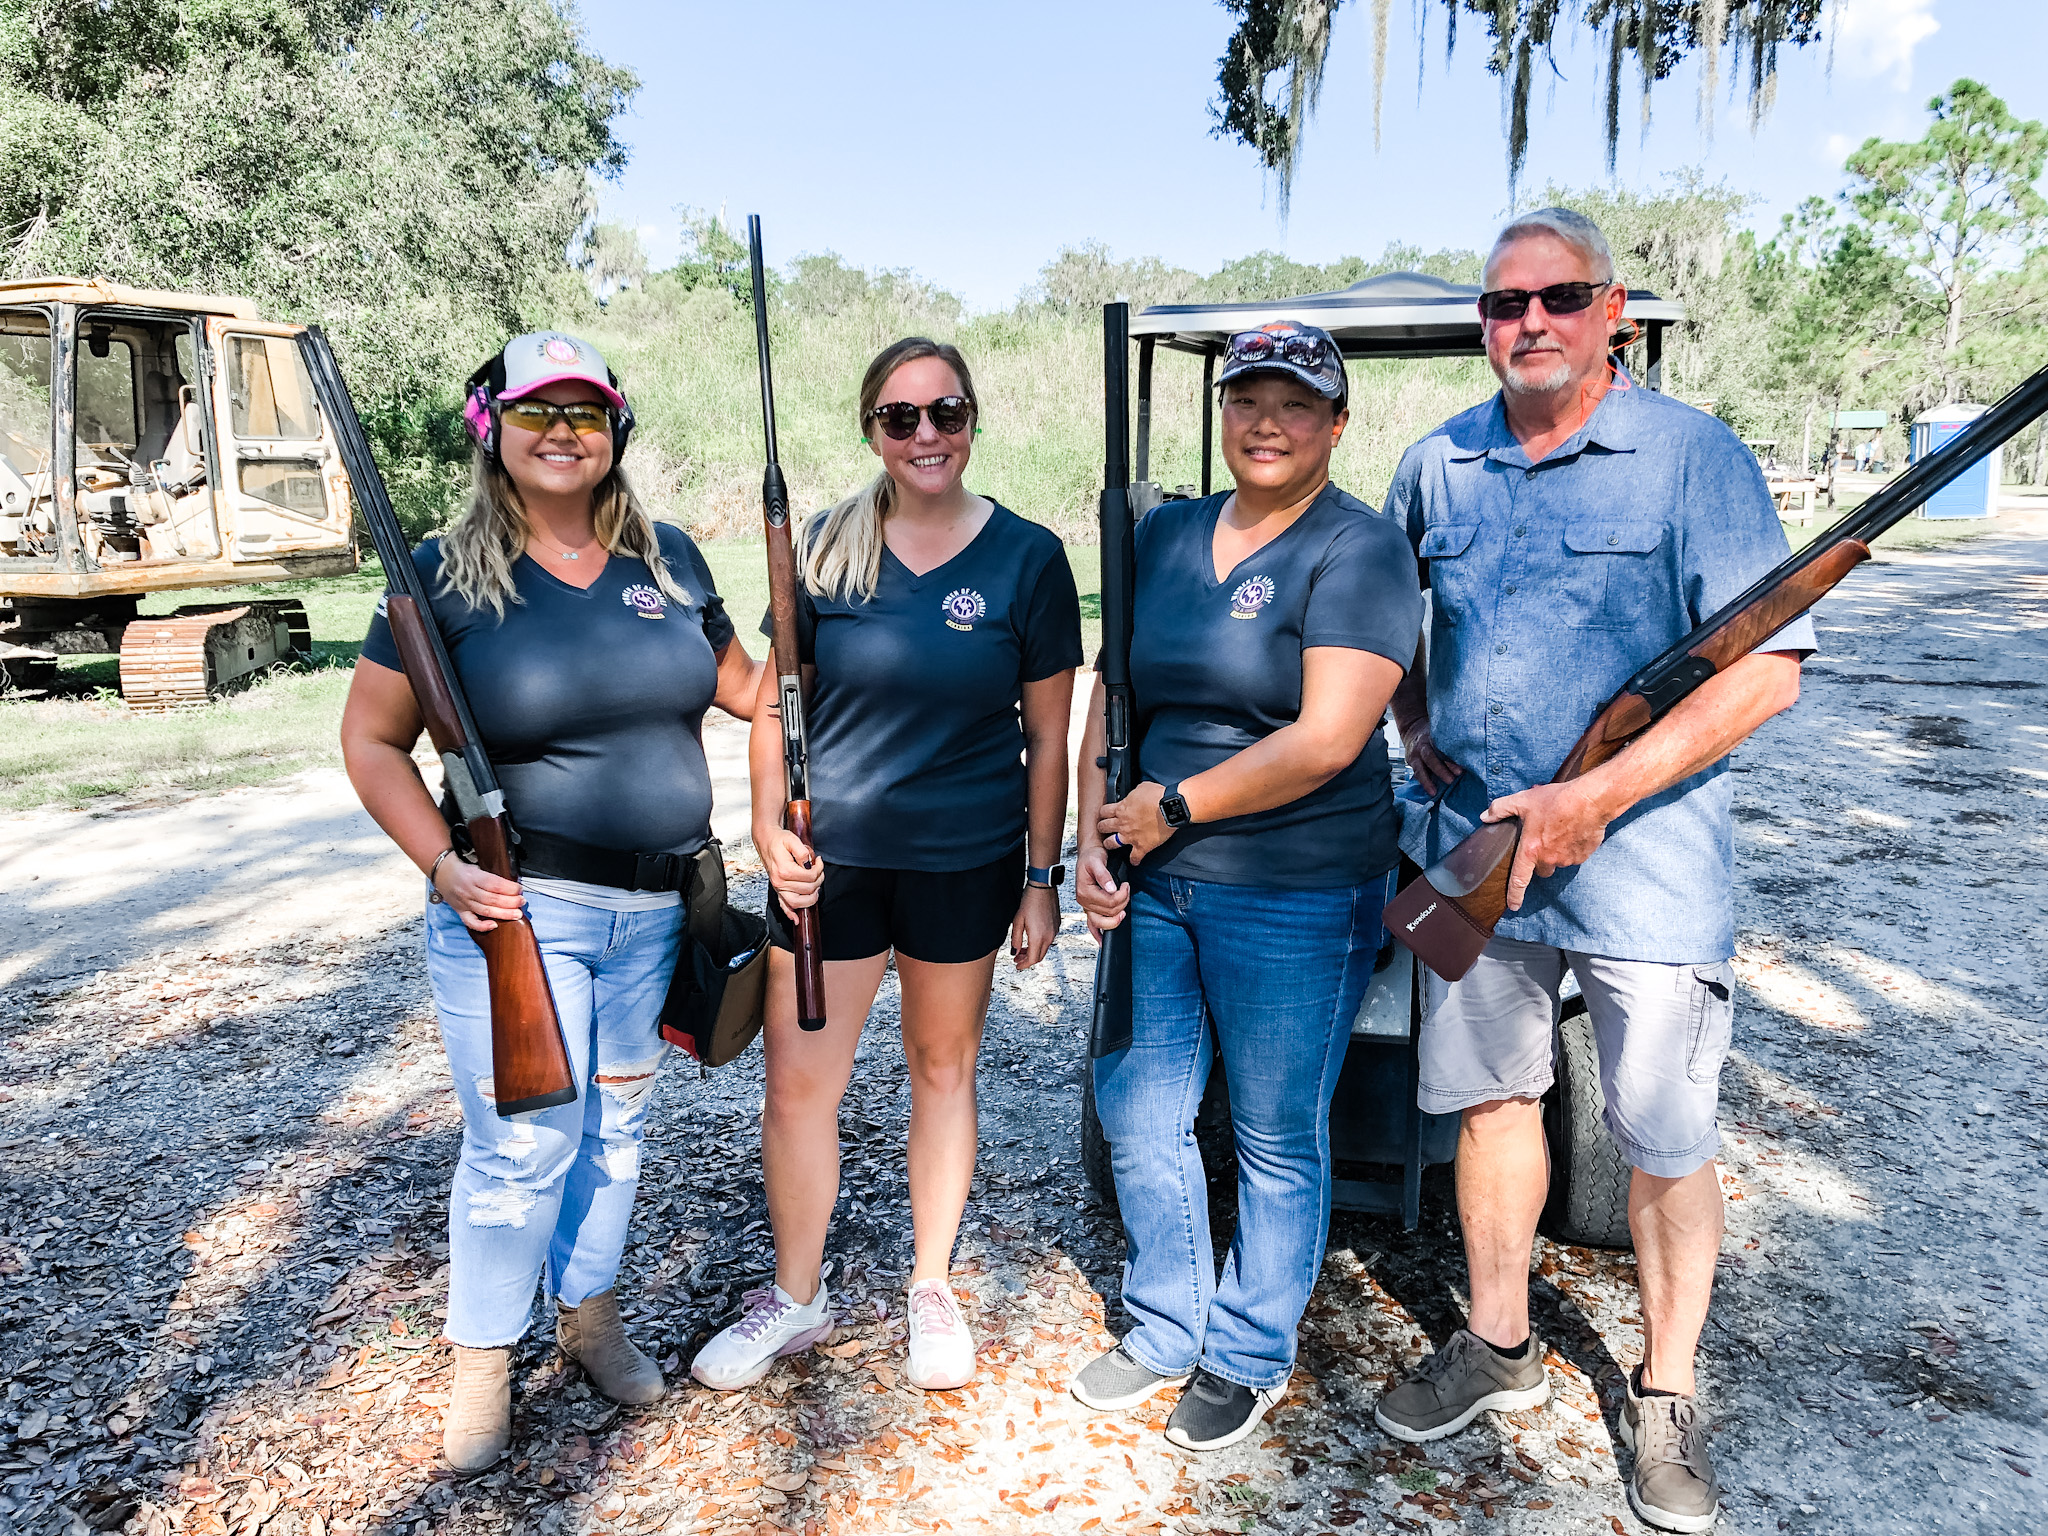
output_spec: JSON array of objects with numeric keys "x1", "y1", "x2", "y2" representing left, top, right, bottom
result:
[
  {"x1": 1159, "y1": 782, "x2": 1193, "y2": 829},
  {"x1": 1027, "y1": 863, "x2": 1066, "y2": 889}
]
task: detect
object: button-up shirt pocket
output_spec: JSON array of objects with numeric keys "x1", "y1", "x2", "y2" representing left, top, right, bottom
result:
[
  {"x1": 1419, "y1": 521, "x2": 1482, "y2": 623},
  {"x1": 1561, "y1": 520, "x2": 1666, "y2": 628}
]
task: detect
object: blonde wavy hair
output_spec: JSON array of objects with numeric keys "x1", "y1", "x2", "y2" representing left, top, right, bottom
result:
[
  {"x1": 437, "y1": 445, "x2": 687, "y2": 618},
  {"x1": 799, "y1": 336, "x2": 979, "y2": 603}
]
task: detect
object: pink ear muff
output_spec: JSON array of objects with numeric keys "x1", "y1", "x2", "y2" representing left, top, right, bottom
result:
[{"x1": 463, "y1": 386, "x2": 493, "y2": 450}]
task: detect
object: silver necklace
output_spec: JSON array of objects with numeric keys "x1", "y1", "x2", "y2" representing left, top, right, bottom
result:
[{"x1": 531, "y1": 528, "x2": 595, "y2": 562}]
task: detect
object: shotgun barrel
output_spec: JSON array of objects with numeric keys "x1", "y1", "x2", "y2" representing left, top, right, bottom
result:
[
  {"x1": 1388, "y1": 359, "x2": 2048, "y2": 981},
  {"x1": 747, "y1": 216, "x2": 828, "y2": 1031},
  {"x1": 1088, "y1": 302, "x2": 1137, "y2": 1059},
  {"x1": 298, "y1": 326, "x2": 575, "y2": 1116}
]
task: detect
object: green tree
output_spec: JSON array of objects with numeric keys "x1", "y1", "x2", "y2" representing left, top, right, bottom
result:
[
  {"x1": 579, "y1": 222, "x2": 649, "y2": 305},
  {"x1": 1844, "y1": 79, "x2": 2048, "y2": 402},
  {"x1": 1211, "y1": 0, "x2": 1823, "y2": 199},
  {"x1": 0, "y1": 0, "x2": 634, "y2": 530}
]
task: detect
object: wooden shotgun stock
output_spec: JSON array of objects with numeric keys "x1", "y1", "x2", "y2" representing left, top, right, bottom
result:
[
  {"x1": 387, "y1": 597, "x2": 576, "y2": 1116},
  {"x1": 1388, "y1": 356, "x2": 2048, "y2": 982}
]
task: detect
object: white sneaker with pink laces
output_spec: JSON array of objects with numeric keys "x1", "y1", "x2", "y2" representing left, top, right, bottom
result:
[
  {"x1": 689, "y1": 1275, "x2": 832, "y2": 1392},
  {"x1": 906, "y1": 1278, "x2": 975, "y2": 1390}
]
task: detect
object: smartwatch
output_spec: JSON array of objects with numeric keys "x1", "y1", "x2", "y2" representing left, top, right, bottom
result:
[
  {"x1": 1159, "y1": 782, "x2": 1193, "y2": 829},
  {"x1": 1027, "y1": 863, "x2": 1066, "y2": 889}
]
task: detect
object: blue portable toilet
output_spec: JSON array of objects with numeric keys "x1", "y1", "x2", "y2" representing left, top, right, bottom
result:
[{"x1": 1910, "y1": 403, "x2": 1999, "y2": 518}]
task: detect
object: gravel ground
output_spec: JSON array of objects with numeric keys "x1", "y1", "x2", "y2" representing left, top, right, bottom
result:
[{"x1": 0, "y1": 526, "x2": 2043, "y2": 1536}]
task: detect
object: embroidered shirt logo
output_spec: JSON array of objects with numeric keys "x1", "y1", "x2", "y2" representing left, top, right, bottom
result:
[
  {"x1": 1230, "y1": 574, "x2": 1276, "y2": 620},
  {"x1": 621, "y1": 584, "x2": 667, "y2": 619},
  {"x1": 941, "y1": 587, "x2": 987, "y2": 632}
]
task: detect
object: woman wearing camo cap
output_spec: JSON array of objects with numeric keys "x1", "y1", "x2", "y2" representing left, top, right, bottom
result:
[
  {"x1": 343, "y1": 331, "x2": 760, "y2": 1469},
  {"x1": 1070, "y1": 322, "x2": 1422, "y2": 1451}
]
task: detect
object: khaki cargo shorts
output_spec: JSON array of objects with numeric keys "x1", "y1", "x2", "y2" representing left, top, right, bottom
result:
[{"x1": 1418, "y1": 935, "x2": 1735, "y2": 1178}]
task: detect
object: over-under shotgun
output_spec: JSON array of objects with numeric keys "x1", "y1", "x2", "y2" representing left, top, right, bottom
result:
[
  {"x1": 1089, "y1": 303, "x2": 1137, "y2": 1059},
  {"x1": 1387, "y1": 362, "x2": 2048, "y2": 981},
  {"x1": 746, "y1": 216, "x2": 828, "y2": 1031},
  {"x1": 298, "y1": 327, "x2": 576, "y2": 1117}
]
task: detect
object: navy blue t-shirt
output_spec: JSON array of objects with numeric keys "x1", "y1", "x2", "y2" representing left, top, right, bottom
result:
[
  {"x1": 362, "y1": 524, "x2": 736, "y2": 857},
  {"x1": 1128, "y1": 484, "x2": 1423, "y2": 888},
  {"x1": 762, "y1": 501, "x2": 1083, "y2": 871}
]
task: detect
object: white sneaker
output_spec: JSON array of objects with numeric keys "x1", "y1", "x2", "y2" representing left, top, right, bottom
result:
[
  {"x1": 906, "y1": 1278, "x2": 975, "y2": 1391},
  {"x1": 689, "y1": 1275, "x2": 832, "y2": 1391}
]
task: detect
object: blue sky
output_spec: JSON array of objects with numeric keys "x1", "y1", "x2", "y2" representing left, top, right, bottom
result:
[{"x1": 578, "y1": 0, "x2": 2046, "y2": 311}]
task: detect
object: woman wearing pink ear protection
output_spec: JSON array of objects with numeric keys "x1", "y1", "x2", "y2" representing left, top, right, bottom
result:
[{"x1": 340, "y1": 331, "x2": 760, "y2": 1469}]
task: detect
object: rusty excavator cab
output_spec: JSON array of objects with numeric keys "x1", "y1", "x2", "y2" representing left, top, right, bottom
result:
[{"x1": 0, "y1": 278, "x2": 357, "y2": 707}]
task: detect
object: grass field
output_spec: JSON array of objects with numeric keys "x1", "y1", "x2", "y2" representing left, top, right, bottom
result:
[{"x1": 0, "y1": 508, "x2": 2008, "y2": 813}]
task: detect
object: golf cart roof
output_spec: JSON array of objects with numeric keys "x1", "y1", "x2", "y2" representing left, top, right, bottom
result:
[{"x1": 1131, "y1": 271, "x2": 1685, "y2": 361}]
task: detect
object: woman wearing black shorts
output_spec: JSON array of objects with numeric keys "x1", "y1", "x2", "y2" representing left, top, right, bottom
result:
[{"x1": 691, "y1": 337, "x2": 1081, "y2": 1393}]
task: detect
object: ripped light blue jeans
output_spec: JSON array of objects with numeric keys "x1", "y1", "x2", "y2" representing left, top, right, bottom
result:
[{"x1": 425, "y1": 889, "x2": 680, "y2": 1348}]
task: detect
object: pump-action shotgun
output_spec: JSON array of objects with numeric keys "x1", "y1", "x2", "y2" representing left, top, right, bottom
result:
[
  {"x1": 1387, "y1": 361, "x2": 2048, "y2": 982},
  {"x1": 747, "y1": 216, "x2": 828, "y2": 1031}
]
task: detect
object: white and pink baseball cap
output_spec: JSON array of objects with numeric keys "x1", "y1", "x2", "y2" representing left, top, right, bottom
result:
[{"x1": 464, "y1": 331, "x2": 628, "y2": 442}]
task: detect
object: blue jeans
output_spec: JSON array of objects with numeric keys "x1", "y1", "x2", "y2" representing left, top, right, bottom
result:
[
  {"x1": 1093, "y1": 870, "x2": 1386, "y2": 1390},
  {"x1": 425, "y1": 890, "x2": 681, "y2": 1347}
]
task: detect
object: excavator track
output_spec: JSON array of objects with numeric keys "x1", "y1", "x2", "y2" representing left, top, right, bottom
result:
[{"x1": 117, "y1": 600, "x2": 310, "y2": 710}]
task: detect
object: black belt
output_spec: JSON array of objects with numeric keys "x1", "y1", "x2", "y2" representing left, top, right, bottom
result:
[{"x1": 509, "y1": 827, "x2": 699, "y2": 894}]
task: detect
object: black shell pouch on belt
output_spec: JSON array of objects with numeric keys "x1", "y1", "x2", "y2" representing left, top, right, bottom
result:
[
  {"x1": 658, "y1": 842, "x2": 769, "y2": 1068},
  {"x1": 486, "y1": 816, "x2": 769, "y2": 1068}
]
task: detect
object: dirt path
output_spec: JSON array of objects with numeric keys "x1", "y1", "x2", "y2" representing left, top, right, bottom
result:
[{"x1": 0, "y1": 532, "x2": 2042, "y2": 1536}]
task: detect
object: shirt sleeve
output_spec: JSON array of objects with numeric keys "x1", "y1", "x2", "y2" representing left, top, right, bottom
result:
[
  {"x1": 1020, "y1": 543, "x2": 1084, "y2": 682},
  {"x1": 1383, "y1": 443, "x2": 1432, "y2": 591},
  {"x1": 1683, "y1": 425, "x2": 1819, "y2": 658},
  {"x1": 756, "y1": 583, "x2": 817, "y2": 664},
  {"x1": 358, "y1": 541, "x2": 442, "y2": 671},
  {"x1": 1300, "y1": 516, "x2": 1425, "y2": 669},
  {"x1": 673, "y1": 532, "x2": 736, "y2": 652}
]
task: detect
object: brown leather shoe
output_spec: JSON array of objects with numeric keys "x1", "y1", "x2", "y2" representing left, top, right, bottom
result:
[
  {"x1": 558, "y1": 1288, "x2": 665, "y2": 1404},
  {"x1": 442, "y1": 1345, "x2": 511, "y2": 1472},
  {"x1": 1621, "y1": 1368, "x2": 1723, "y2": 1533}
]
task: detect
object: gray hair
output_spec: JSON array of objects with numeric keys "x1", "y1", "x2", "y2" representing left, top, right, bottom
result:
[{"x1": 1486, "y1": 207, "x2": 1615, "y2": 284}]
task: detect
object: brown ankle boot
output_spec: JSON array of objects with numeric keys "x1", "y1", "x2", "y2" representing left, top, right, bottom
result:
[
  {"x1": 442, "y1": 1345, "x2": 511, "y2": 1471},
  {"x1": 558, "y1": 1288, "x2": 665, "y2": 1404}
]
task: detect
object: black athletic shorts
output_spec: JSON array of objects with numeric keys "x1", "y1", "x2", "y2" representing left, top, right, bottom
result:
[{"x1": 764, "y1": 843, "x2": 1026, "y2": 964}]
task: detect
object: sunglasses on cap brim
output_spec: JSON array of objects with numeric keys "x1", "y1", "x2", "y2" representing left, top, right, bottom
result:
[
  {"x1": 1475, "y1": 281, "x2": 1613, "y2": 322},
  {"x1": 865, "y1": 396, "x2": 975, "y2": 441},
  {"x1": 1226, "y1": 329, "x2": 1331, "y2": 369}
]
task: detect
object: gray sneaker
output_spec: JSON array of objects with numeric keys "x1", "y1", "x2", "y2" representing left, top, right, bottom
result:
[
  {"x1": 1620, "y1": 1372, "x2": 1723, "y2": 1533},
  {"x1": 1070, "y1": 1343, "x2": 1192, "y2": 1412},
  {"x1": 1372, "y1": 1329, "x2": 1551, "y2": 1443}
]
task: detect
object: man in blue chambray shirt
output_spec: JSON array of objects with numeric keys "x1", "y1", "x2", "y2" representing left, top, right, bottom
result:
[{"x1": 1370, "y1": 209, "x2": 1811, "y2": 1534}]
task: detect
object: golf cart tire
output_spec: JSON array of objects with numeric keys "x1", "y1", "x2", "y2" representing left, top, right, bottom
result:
[
  {"x1": 1080, "y1": 1070, "x2": 1117, "y2": 1214},
  {"x1": 1543, "y1": 1012, "x2": 1635, "y2": 1250}
]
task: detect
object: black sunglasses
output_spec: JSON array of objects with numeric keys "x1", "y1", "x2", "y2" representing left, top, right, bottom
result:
[
  {"x1": 1226, "y1": 328, "x2": 1329, "y2": 368},
  {"x1": 1476, "y1": 281, "x2": 1612, "y2": 322},
  {"x1": 865, "y1": 396, "x2": 974, "y2": 441}
]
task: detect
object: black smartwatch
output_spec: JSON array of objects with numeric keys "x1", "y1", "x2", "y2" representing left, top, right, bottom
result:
[
  {"x1": 1027, "y1": 863, "x2": 1065, "y2": 889},
  {"x1": 1159, "y1": 782, "x2": 1193, "y2": 829}
]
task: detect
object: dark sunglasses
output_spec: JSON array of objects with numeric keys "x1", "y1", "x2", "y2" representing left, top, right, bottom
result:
[
  {"x1": 1226, "y1": 328, "x2": 1329, "y2": 368},
  {"x1": 865, "y1": 396, "x2": 974, "y2": 441},
  {"x1": 1476, "y1": 281, "x2": 1612, "y2": 322},
  {"x1": 501, "y1": 399, "x2": 613, "y2": 436}
]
